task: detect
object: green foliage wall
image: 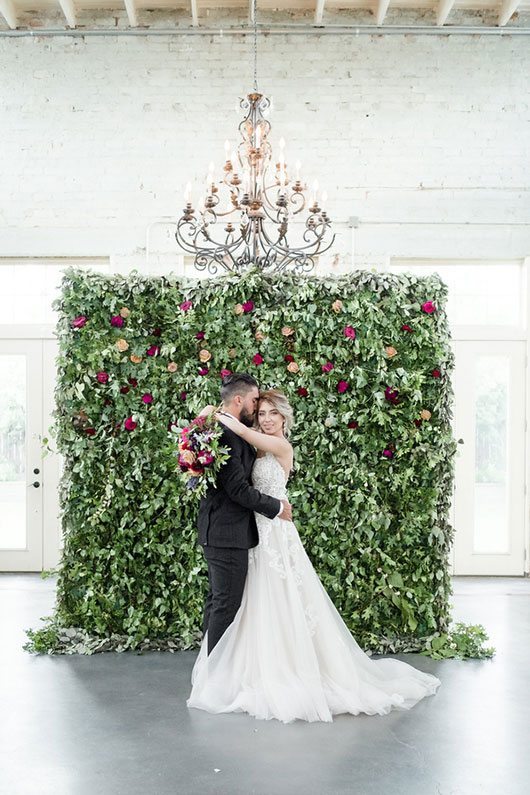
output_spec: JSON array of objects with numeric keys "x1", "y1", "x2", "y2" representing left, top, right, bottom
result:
[{"x1": 27, "y1": 265, "x2": 467, "y2": 656}]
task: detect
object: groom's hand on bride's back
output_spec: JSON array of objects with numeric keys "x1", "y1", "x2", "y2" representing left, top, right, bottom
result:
[{"x1": 279, "y1": 500, "x2": 293, "y2": 521}]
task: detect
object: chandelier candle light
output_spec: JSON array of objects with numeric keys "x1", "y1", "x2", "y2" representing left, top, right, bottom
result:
[{"x1": 175, "y1": 2, "x2": 334, "y2": 274}]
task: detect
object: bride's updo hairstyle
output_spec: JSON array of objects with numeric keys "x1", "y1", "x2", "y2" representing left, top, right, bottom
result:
[{"x1": 258, "y1": 389, "x2": 294, "y2": 437}]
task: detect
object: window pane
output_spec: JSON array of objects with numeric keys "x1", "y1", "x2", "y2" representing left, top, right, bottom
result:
[
  {"x1": 389, "y1": 260, "x2": 524, "y2": 327},
  {"x1": 473, "y1": 355, "x2": 509, "y2": 554},
  {"x1": 0, "y1": 355, "x2": 26, "y2": 550}
]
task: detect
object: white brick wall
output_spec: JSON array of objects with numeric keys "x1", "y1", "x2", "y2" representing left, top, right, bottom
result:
[{"x1": 0, "y1": 28, "x2": 528, "y2": 274}]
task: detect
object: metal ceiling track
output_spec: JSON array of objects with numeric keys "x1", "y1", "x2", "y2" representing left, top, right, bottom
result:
[{"x1": 0, "y1": 24, "x2": 529, "y2": 37}]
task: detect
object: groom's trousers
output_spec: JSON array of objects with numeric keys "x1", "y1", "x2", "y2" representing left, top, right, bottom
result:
[{"x1": 202, "y1": 545, "x2": 248, "y2": 655}]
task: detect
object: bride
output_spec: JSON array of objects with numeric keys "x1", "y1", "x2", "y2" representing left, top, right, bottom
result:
[{"x1": 187, "y1": 388, "x2": 441, "y2": 723}]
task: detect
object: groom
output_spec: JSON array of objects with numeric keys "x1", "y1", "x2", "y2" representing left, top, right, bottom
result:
[{"x1": 198, "y1": 373, "x2": 292, "y2": 654}]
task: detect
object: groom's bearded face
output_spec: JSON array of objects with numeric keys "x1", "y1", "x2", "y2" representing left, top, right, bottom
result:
[{"x1": 239, "y1": 388, "x2": 259, "y2": 427}]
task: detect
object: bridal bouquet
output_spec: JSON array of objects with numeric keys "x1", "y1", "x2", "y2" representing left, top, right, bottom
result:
[{"x1": 171, "y1": 408, "x2": 230, "y2": 498}]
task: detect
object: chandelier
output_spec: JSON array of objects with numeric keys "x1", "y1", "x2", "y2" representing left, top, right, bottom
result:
[{"x1": 174, "y1": 4, "x2": 335, "y2": 275}]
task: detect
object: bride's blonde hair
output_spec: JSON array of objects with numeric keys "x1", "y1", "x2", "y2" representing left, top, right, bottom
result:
[{"x1": 257, "y1": 389, "x2": 294, "y2": 437}]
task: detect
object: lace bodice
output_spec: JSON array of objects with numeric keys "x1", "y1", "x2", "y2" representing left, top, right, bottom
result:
[{"x1": 251, "y1": 451, "x2": 289, "y2": 501}]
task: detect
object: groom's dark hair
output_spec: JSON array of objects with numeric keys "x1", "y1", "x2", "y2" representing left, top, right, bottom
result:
[{"x1": 220, "y1": 373, "x2": 259, "y2": 403}]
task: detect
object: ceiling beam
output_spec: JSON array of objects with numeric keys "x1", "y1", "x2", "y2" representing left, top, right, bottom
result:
[
  {"x1": 498, "y1": 0, "x2": 520, "y2": 26},
  {"x1": 376, "y1": 0, "x2": 390, "y2": 26},
  {"x1": 190, "y1": 0, "x2": 198, "y2": 27},
  {"x1": 58, "y1": 0, "x2": 76, "y2": 27},
  {"x1": 314, "y1": 0, "x2": 326, "y2": 26},
  {"x1": 0, "y1": 0, "x2": 18, "y2": 29},
  {"x1": 124, "y1": 0, "x2": 138, "y2": 27},
  {"x1": 436, "y1": 0, "x2": 455, "y2": 25}
]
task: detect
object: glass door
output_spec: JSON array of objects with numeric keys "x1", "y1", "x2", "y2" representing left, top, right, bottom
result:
[
  {"x1": 451, "y1": 340, "x2": 526, "y2": 575},
  {"x1": 0, "y1": 340, "x2": 43, "y2": 571}
]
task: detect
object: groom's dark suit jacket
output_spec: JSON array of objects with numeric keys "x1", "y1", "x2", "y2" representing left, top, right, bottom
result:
[{"x1": 197, "y1": 426, "x2": 281, "y2": 549}]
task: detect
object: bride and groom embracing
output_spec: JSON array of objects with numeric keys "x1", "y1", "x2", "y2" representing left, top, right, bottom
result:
[{"x1": 186, "y1": 373, "x2": 441, "y2": 724}]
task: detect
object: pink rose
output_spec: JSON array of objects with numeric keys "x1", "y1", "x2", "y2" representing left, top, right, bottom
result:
[
  {"x1": 96, "y1": 371, "x2": 109, "y2": 384},
  {"x1": 242, "y1": 300, "x2": 255, "y2": 313},
  {"x1": 421, "y1": 301, "x2": 436, "y2": 314},
  {"x1": 180, "y1": 300, "x2": 193, "y2": 312},
  {"x1": 343, "y1": 326, "x2": 356, "y2": 339},
  {"x1": 141, "y1": 393, "x2": 153, "y2": 404},
  {"x1": 146, "y1": 345, "x2": 160, "y2": 357},
  {"x1": 322, "y1": 362, "x2": 334, "y2": 373},
  {"x1": 111, "y1": 315, "x2": 124, "y2": 327},
  {"x1": 71, "y1": 315, "x2": 87, "y2": 329},
  {"x1": 382, "y1": 448, "x2": 394, "y2": 459},
  {"x1": 196, "y1": 331, "x2": 205, "y2": 340},
  {"x1": 124, "y1": 416, "x2": 137, "y2": 431},
  {"x1": 431, "y1": 368, "x2": 441, "y2": 378},
  {"x1": 220, "y1": 369, "x2": 232, "y2": 378},
  {"x1": 337, "y1": 380, "x2": 349, "y2": 393},
  {"x1": 197, "y1": 451, "x2": 215, "y2": 466},
  {"x1": 253, "y1": 353, "x2": 264, "y2": 365},
  {"x1": 198, "y1": 367, "x2": 209, "y2": 376}
]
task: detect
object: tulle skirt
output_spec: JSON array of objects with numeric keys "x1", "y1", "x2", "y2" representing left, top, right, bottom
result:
[{"x1": 187, "y1": 516, "x2": 441, "y2": 724}]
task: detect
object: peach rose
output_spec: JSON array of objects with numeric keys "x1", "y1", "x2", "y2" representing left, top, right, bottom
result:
[
  {"x1": 287, "y1": 361, "x2": 299, "y2": 373},
  {"x1": 281, "y1": 326, "x2": 295, "y2": 337},
  {"x1": 199, "y1": 349, "x2": 212, "y2": 363},
  {"x1": 115, "y1": 338, "x2": 129, "y2": 352},
  {"x1": 228, "y1": 348, "x2": 237, "y2": 359},
  {"x1": 119, "y1": 307, "x2": 131, "y2": 318},
  {"x1": 130, "y1": 354, "x2": 143, "y2": 364},
  {"x1": 234, "y1": 303, "x2": 244, "y2": 316},
  {"x1": 255, "y1": 330, "x2": 266, "y2": 342},
  {"x1": 180, "y1": 450, "x2": 196, "y2": 465},
  {"x1": 385, "y1": 346, "x2": 397, "y2": 358},
  {"x1": 420, "y1": 409, "x2": 432, "y2": 421},
  {"x1": 167, "y1": 362, "x2": 178, "y2": 373},
  {"x1": 332, "y1": 300, "x2": 343, "y2": 313}
]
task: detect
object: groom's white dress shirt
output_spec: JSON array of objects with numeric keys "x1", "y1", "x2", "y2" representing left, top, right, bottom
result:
[{"x1": 220, "y1": 410, "x2": 284, "y2": 519}]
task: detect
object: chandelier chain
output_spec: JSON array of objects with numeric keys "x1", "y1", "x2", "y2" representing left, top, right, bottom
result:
[{"x1": 253, "y1": 0, "x2": 258, "y2": 91}]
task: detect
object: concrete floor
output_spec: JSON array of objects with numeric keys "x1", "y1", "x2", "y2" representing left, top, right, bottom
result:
[{"x1": 1, "y1": 574, "x2": 529, "y2": 795}]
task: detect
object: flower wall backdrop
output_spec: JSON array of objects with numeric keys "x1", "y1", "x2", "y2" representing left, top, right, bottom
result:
[{"x1": 25, "y1": 266, "x2": 494, "y2": 659}]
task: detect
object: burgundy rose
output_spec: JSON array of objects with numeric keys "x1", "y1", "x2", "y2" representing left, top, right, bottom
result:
[
  {"x1": 71, "y1": 315, "x2": 87, "y2": 329},
  {"x1": 152, "y1": 328, "x2": 162, "y2": 337},
  {"x1": 414, "y1": 419, "x2": 423, "y2": 427},
  {"x1": 141, "y1": 393, "x2": 153, "y2": 404},
  {"x1": 401, "y1": 324, "x2": 413, "y2": 332},
  {"x1": 146, "y1": 345, "x2": 160, "y2": 357},
  {"x1": 120, "y1": 386, "x2": 130, "y2": 394},
  {"x1": 322, "y1": 362, "x2": 334, "y2": 373},
  {"x1": 284, "y1": 354, "x2": 295, "y2": 363},
  {"x1": 421, "y1": 301, "x2": 437, "y2": 314},
  {"x1": 104, "y1": 399, "x2": 112, "y2": 406},
  {"x1": 431, "y1": 368, "x2": 441, "y2": 378},
  {"x1": 128, "y1": 377, "x2": 138, "y2": 387},
  {"x1": 253, "y1": 353, "x2": 264, "y2": 366},
  {"x1": 198, "y1": 451, "x2": 215, "y2": 466},
  {"x1": 347, "y1": 421, "x2": 359, "y2": 429},
  {"x1": 84, "y1": 427, "x2": 96, "y2": 436},
  {"x1": 297, "y1": 387, "x2": 309, "y2": 398},
  {"x1": 180, "y1": 391, "x2": 187, "y2": 400},
  {"x1": 343, "y1": 326, "x2": 356, "y2": 339},
  {"x1": 111, "y1": 315, "x2": 124, "y2": 328},
  {"x1": 385, "y1": 386, "x2": 400, "y2": 405},
  {"x1": 180, "y1": 300, "x2": 193, "y2": 312},
  {"x1": 96, "y1": 371, "x2": 109, "y2": 384},
  {"x1": 242, "y1": 300, "x2": 254, "y2": 313},
  {"x1": 198, "y1": 367, "x2": 209, "y2": 376},
  {"x1": 337, "y1": 380, "x2": 349, "y2": 394},
  {"x1": 124, "y1": 416, "x2": 137, "y2": 431},
  {"x1": 195, "y1": 331, "x2": 206, "y2": 340}
]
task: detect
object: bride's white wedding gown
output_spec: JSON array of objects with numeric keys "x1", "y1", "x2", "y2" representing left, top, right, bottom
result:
[{"x1": 187, "y1": 451, "x2": 441, "y2": 723}]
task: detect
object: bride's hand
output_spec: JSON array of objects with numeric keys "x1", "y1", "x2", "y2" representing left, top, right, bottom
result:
[
  {"x1": 197, "y1": 404, "x2": 217, "y2": 418},
  {"x1": 215, "y1": 412, "x2": 245, "y2": 435}
]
